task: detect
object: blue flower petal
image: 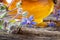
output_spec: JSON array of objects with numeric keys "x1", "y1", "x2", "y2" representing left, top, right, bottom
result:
[
  {"x1": 48, "y1": 22, "x2": 55, "y2": 27},
  {"x1": 29, "y1": 15, "x2": 34, "y2": 21},
  {"x1": 56, "y1": 16, "x2": 59, "y2": 20},
  {"x1": 31, "y1": 22, "x2": 36, "y2": 25},
  {"x1": 21, "y1": 21, "x2": 27, "y2": 25},
  {"x1": 21, "y1": 18, "x2": 27, "y2": 25},
  {"x1": 53, "y1": 14, "x2": 57, "y2": 17},
  {"x1": 57, "y1": 10, "x2": 60, "y2": 12},
  {"x1": 28, "y1": 24, "x2": 33, "y2": 28}
]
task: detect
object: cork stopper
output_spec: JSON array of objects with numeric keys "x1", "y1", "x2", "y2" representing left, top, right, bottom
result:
[
  {"x1": 0, "y1": 0, "x2": 3, "y2": 2},
  {"x1": 53, "y1": 0, "x2": 57, "y2": 4}
]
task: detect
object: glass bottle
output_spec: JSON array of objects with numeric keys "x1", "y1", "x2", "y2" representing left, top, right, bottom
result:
[{"x1": 4, "y1": 0, "x2": 54, "y2": 24}]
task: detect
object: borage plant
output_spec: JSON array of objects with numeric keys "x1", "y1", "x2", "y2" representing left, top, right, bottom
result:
[{"x1": 21, "y1": 15, "x2": 36, "y2": 28}]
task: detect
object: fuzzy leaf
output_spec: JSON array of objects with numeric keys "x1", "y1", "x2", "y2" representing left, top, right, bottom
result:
[
  {"x1": 0, "y1": 25, "x2": 3, "y2": 29},
  {"x1": 0, "y1": 5, "x2": 6, "y2": 10},
  {"x1": 0, "y1": 20, "x2": 4, "y2": 25},
  {"x1": 0, "y1": 20, "x2": 4, "y2": 29},
  {"x1": 0, "y1": 12, "x2": 7, "y2": 18}
]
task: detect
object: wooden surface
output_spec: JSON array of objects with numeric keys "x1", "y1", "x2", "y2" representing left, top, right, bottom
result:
[
  {"x1": 0, "y1": 27, "x2": 60, "y2": 40},
  {"x1": 19, "y1": 27, "x2": 60, "y2": 36}
]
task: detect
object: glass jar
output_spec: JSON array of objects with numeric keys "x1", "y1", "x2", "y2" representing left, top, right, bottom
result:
[{"x1": 4, "y1": 0, "x2": 54, "y2": 24}]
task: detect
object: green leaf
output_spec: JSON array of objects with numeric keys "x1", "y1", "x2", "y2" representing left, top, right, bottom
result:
[
  {"x1": 0, "y1": 12, "x2": 7, "y2": 18},
  {"x1": 3, "y1": 5, "x2": 7, "y2": 9},
  {"x1": 0, "y1": 25, "x2": 3, "y2": 29},
  {"x1": 1, "y1": 5, "x2": 6, "y2": 10},
  {"x1": 1, "y1": 6, "x2": 5, "y2": 10},
  {"x1": 0, "y1": 20, "x2": 4, "y2": 29},
  {"x1": 19, "y1": 22, "x2": 22, "y2": 27},
  {"x1": 0, "y1": 20, "x2": 4, "y2": 25},
  {"x1": 9, "y1": 20, "x2": 16, "y2": 24}
]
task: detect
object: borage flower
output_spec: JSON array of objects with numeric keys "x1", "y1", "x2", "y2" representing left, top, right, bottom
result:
[
  {"x1": 53, "y1": 10, "x2": 60, "y2": 20},
  {"x1": 21, "y1": 15, "x2": 36, "y2": 28},
  {"x1": 48, "y1": 21, "x2": 56, "y2": 27}
]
